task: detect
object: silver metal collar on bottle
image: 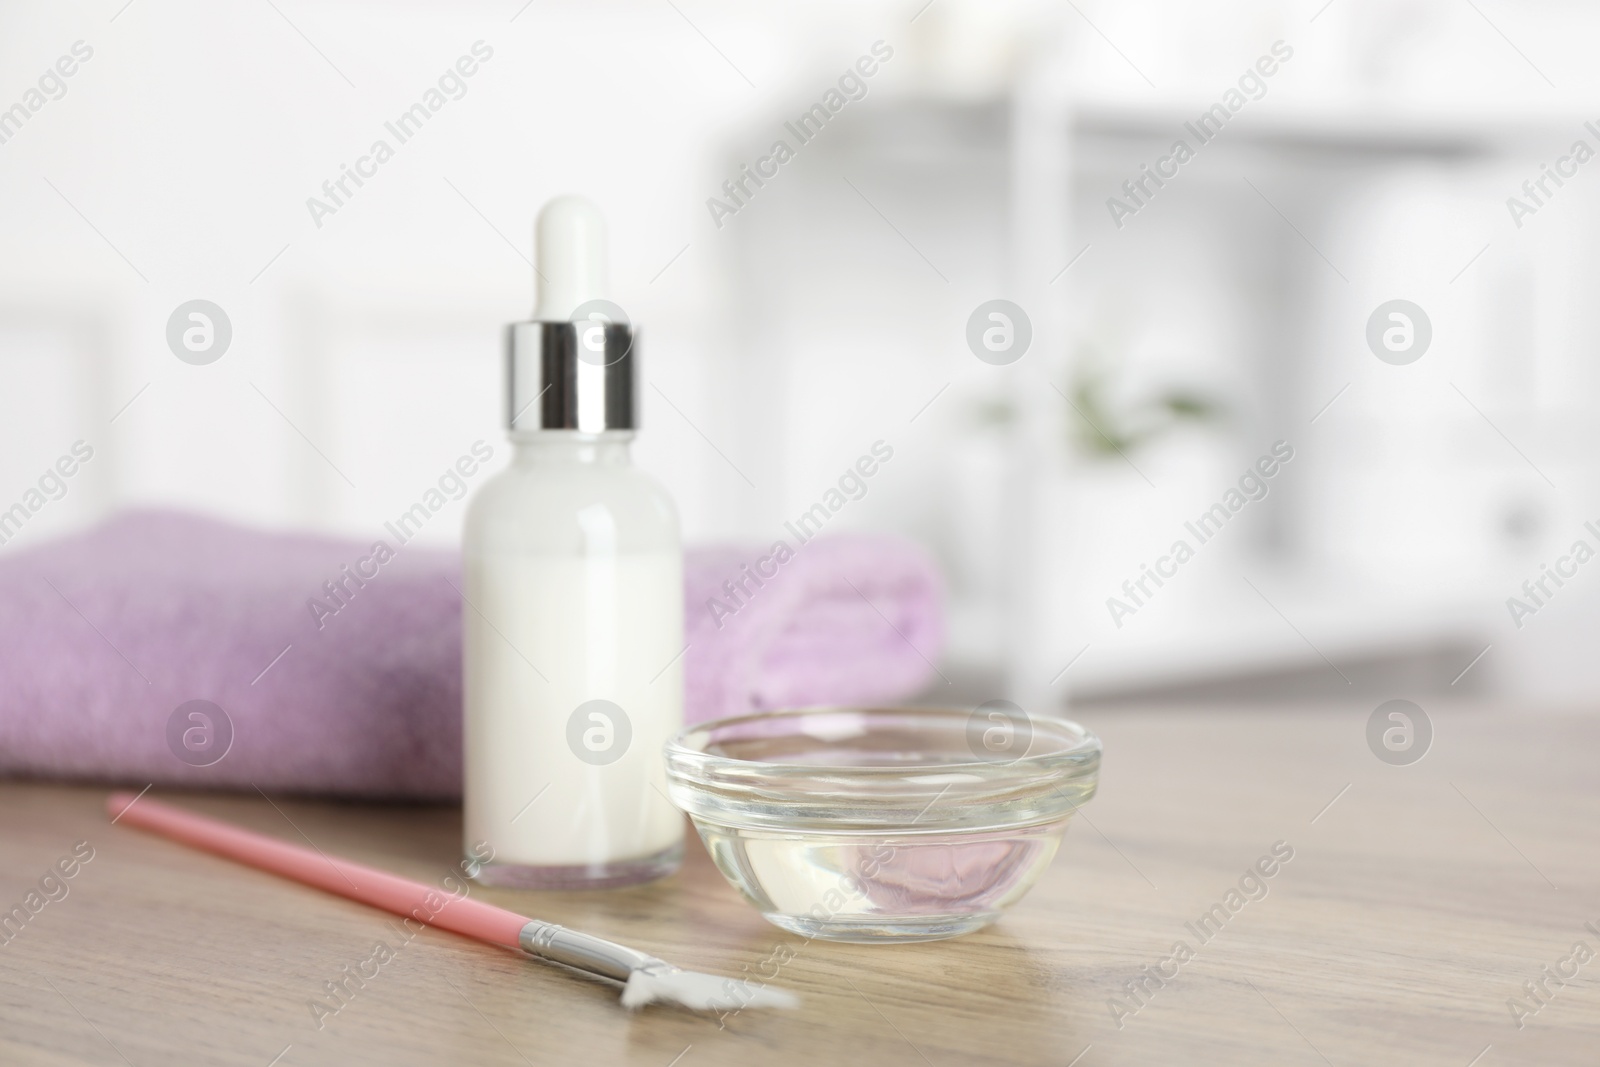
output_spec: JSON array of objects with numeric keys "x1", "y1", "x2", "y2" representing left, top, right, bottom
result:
[{"x1": 506, "y1": 320, "x2": 636, "y2": 432}]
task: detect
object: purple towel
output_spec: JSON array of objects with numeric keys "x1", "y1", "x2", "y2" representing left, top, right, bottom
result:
[{"x1": 0, "y1": 511, "x2": 943, "y2": 799}]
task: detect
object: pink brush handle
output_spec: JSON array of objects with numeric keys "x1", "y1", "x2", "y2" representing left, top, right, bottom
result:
[{"x1": 106, "y1": 791, "x2": 529, "y2": 950}]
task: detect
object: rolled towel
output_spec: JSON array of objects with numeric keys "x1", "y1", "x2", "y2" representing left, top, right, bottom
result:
[
  {"x1": 686, "y1": 538, "x2": 946, "y2": 721},
  {"x1": 0, "y1": 511, "x2": 943, "y2": 799}
]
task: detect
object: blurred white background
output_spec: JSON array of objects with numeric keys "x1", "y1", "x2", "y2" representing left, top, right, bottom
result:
[{"x1": 4, "y1": 0, "x2": 1600, "y2": 711}]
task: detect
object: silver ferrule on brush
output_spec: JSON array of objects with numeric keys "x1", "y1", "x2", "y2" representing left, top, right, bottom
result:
[
  {"x1": 506, "y1": 320, "x2": 636, "y2": 433},
  {"x1": 517, "y1": 919, "x2": 671, "y2": 982},
  {"x1": 517, "y1": 919, "x2": 799, "y2": 1012}
]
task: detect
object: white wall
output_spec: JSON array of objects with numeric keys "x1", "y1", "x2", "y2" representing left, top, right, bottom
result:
[{"x1": 5, "y1": 0, "x2": 1600, "y2": 704}]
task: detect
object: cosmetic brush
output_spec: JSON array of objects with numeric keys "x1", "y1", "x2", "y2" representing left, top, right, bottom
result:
[{"x1": 105, "y1": 792, "x2": 798, "y2": 1013}]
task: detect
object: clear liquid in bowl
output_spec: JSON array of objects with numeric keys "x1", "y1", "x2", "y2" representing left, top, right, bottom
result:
[{"x1": 695, "y1": 819, "x2": 1068, "y2": 942}]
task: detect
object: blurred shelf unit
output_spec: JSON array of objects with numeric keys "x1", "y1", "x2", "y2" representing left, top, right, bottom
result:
[{"x1": 722, "y1": 88, "x2": 1597, "y2": 705}]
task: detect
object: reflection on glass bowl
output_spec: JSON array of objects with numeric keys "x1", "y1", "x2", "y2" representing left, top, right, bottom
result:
[{"x1": 664, "y1": 706, "x2": 1101, "y2": 943}]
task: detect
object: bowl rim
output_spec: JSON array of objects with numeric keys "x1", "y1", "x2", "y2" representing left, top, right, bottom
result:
[
  {"x1": 661, "y1": 705, "x2": 1101, "y2": 832},
  {"x1": 664, "y1": 704, "x2": 1101, "y2": 775}
]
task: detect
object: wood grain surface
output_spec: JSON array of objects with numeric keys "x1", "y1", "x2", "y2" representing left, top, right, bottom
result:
[{"x1": 0, "y1": 703, "x2": 1595, "y2": 1066}]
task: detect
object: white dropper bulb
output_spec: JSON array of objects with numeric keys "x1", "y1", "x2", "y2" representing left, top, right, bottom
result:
[{"x1": 533, "y1": 195, "x2": 608, "y2": 321}]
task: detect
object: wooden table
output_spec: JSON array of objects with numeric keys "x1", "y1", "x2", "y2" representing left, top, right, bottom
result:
[{"x1": 1, "y1": 703, "x2": 1595, "y2": 1065}]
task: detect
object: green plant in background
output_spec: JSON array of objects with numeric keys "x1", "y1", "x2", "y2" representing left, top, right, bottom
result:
[
  {"x1": 957, "y1": 355, "x2": 1224, "y2": 457},
  {"x1": 971, "y1": 397, "x2": 1018, "y2": 427},
  {"x1": 1064, "y1": 360, "x2": 1224, "y2": 458}
]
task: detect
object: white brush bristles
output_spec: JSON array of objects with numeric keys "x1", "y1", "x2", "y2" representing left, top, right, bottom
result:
[{"x1": 620, "y1": 967, "x2": 801, "y2": 1012}]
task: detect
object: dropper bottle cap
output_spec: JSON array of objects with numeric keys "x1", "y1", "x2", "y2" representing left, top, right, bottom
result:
[{"x1": 505, "y1": 196, "x2": 636, "y2": 433}]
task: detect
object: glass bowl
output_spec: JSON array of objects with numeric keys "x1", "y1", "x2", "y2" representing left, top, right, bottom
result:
[{"x1": 663, "y1": 706, "x2": 1101, "y2": 943}]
